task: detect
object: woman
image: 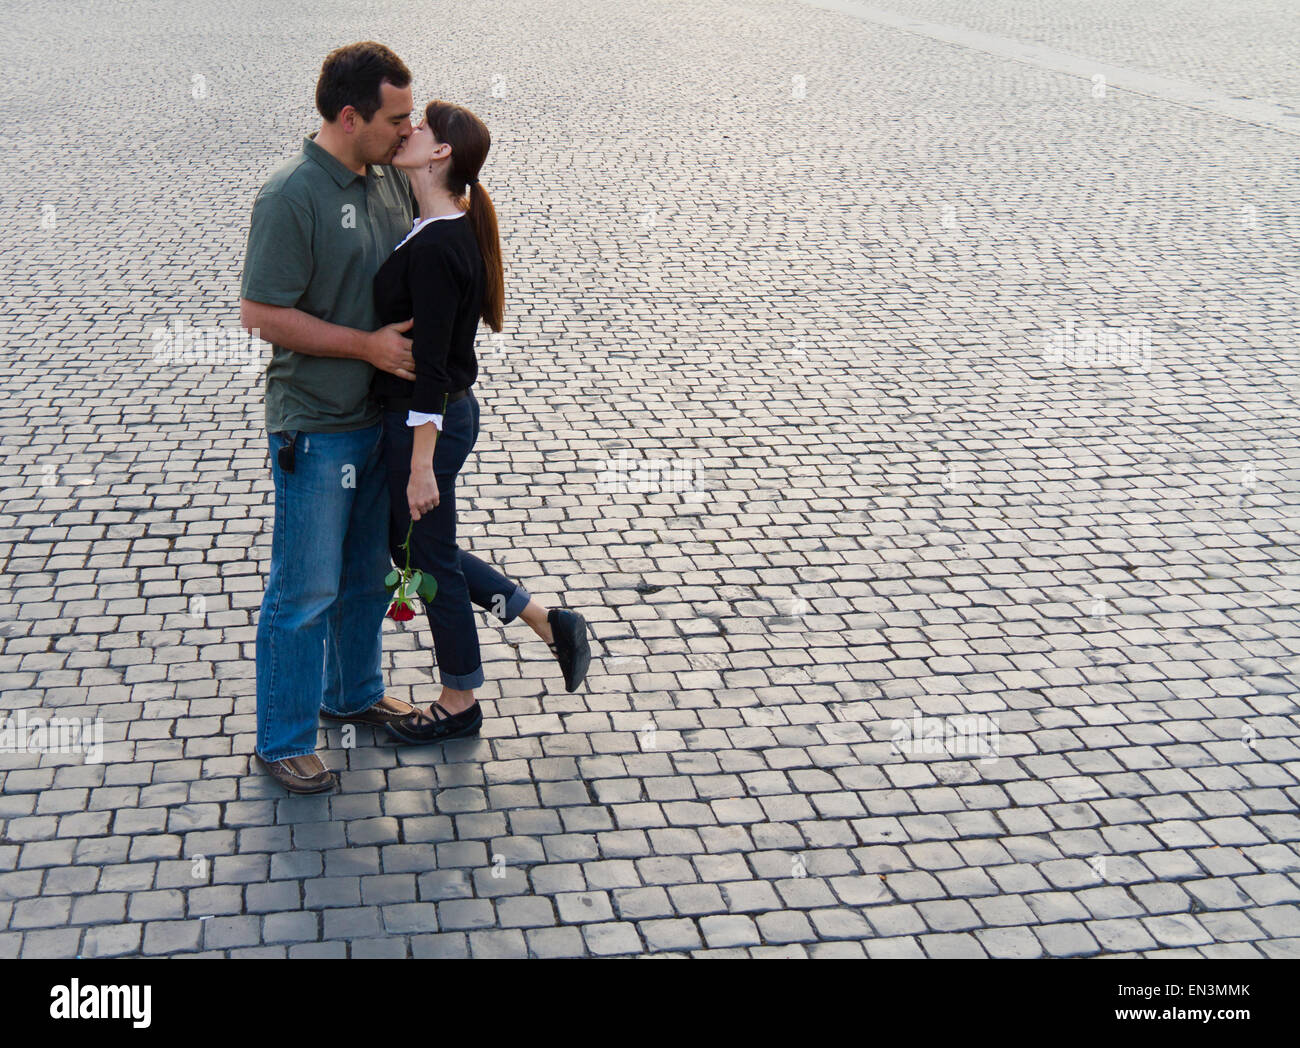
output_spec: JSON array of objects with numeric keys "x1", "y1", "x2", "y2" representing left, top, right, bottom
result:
[{"x1": 373, "y1": 100, "x2": 591, "y2": 744}]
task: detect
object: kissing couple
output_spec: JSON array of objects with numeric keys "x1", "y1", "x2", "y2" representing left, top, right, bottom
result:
[{"x1": 239, "y1": 41, "x2": 591, "y2": 793}]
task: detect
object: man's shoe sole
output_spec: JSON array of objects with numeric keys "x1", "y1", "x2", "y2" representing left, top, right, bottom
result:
[
  {"x1": 320, "y1": 708, "x2": 412, "y2": 728},
  {"x1": 319, "y1": 696, "x2": 419, "y2": 728}
]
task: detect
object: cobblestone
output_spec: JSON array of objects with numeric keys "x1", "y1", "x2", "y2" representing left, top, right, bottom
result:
[{"x1": 0, "y1": 0, "x2": 1296, "y2": 959}]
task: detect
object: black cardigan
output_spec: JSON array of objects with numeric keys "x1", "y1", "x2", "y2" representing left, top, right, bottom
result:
[{"x1": 371, "y1": 213, "x2": 484, "y2": 413}]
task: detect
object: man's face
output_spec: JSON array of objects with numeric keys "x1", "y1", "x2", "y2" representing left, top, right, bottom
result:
[{"x1": 354, "y1": 81, "x2": 414, "y2": 166}]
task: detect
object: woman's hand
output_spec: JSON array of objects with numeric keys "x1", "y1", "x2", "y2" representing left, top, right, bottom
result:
[{"x1": 408, "y1": 467, "x2": 440, "y2": 521}]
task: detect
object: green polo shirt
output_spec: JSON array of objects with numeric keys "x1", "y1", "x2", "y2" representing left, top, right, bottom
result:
[{"x1": 240, "y1": 135, "x2": 415, "y2": 433}]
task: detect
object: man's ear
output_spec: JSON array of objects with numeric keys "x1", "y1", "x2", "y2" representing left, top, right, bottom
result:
[{"x1": 339, "y1": 105, "x2": 358, "y2": 133}]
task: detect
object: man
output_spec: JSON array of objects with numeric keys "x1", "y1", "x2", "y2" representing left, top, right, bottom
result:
[{"x1": 240, "y1": 41, "x2": 424, "y2": 793}]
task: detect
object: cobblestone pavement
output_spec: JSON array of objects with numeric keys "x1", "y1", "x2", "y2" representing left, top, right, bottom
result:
[{"x1": 1, "y1": 0, "x2": 1297, "y2": 958}]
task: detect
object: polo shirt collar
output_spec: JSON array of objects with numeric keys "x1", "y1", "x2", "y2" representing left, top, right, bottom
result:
[{"x1": 302, "y1": 133, "x2": 374, "y2": 188}]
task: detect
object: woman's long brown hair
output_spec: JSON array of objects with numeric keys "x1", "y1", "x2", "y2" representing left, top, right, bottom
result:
[{"x1": 423, "y1": 100, "x2": 504, "y2": 333}]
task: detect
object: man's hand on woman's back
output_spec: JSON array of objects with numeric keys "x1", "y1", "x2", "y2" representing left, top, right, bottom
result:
[{"x1": 366, "y1": 317, "x2": 416, "y2": 381}]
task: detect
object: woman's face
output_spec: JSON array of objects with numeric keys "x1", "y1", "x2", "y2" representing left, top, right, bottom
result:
[{"x1": 393, "y1": 118, "x2": 445, "y2": 171}]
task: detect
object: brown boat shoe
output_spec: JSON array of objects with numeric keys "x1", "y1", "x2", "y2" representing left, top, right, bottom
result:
[
  {"x1": 320, "y1": 694, "x2": 418, "y2": 728},
  {"x1": 256, "y1": 752, "x2": 337, "y2": 794}
]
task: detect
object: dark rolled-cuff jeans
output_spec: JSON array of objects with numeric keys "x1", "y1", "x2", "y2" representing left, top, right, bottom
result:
[{"x1": 382, "y1": 390, "x2": 530, "y2": 689}]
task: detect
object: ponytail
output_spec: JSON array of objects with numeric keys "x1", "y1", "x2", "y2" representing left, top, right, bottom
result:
[{"x1": 463, "y1": 181, "x2": 504, "y2": 333}]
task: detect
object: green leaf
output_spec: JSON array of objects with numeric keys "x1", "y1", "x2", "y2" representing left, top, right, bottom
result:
[
  {"x1": 418, "y1": 575, "x2": 438, "y2": 602},
  {"x1": 384, "y1": 569, "x2": 400, "y2": 587},
  {"x1": 408, "y1": 570, "x2": 423, "y2": 594}
]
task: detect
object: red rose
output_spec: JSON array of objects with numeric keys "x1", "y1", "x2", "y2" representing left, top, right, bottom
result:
[{"x1": 387, "y1": 601, "x2": 415, "y2": 621}]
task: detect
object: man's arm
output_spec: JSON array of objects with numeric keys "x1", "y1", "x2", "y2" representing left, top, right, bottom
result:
[
  {"x1": 239, "y1": 300, "x2": 416, "y2": 381},
  {"x1": 238, "y1": 187, "x2": 415, "y2": 380}
]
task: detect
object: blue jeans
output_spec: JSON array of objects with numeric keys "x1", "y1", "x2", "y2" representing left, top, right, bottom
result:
[
  {"x1": 255, "y1": 423, "x2": 392, "y2": 761},
  {"x1": 382, "y1": 391, "x2": 530, "y2": 689}
]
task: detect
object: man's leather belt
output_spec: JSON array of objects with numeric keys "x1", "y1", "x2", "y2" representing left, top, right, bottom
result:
[{"x1": 380, "y1": 389, "x2": 469, "y2": 414}]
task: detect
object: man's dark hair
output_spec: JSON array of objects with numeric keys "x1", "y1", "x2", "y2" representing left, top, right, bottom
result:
[{"x1": 315, "y1": 42, "x2": 411, "y2": 122}]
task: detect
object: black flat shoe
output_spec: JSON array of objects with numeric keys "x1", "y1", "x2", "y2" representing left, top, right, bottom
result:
[
  {"x1": 386, "y1": 701, "x2": 483, "y2": 744},
  {"x1": 547, "y1": 608, "x2": 591, "y2": 692}
]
